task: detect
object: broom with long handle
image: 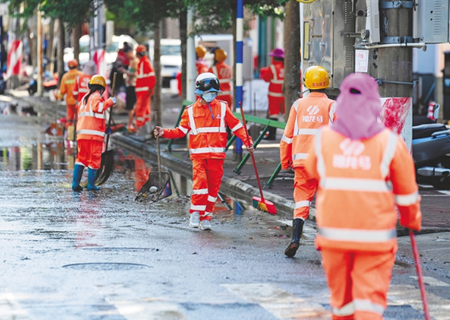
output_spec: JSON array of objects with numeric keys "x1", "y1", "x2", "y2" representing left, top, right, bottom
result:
[
  {"x1": 239, "y1": 102, "x2": 277, "y2": 215},
  {"x1": 410, "y1": 230, "x2": 431, "y2": 320}
]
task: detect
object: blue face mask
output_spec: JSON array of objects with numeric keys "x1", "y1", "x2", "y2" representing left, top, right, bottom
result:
[{"x1": 202, "y1": 92, "x2": 217, "y2": 103}]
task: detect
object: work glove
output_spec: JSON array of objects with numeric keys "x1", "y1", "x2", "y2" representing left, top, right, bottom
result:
[
  {"x1": 400, "y1": 210, "x2": 422, "y2": 232},
  {"x1": 105, "y1": 127, "x2": 112, "y2": 135},
  {"x1": 110, "y1": 97, "x2": 116, "y2": 105}
]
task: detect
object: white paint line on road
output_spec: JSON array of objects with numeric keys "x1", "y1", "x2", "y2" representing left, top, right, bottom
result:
[
  {"x1": 388, "y1": 285, "x2": 450, "y2": 320},
  {"x1": 0, "y1": 293, "x2": 30, "y2": 320},
  {"x1": 410, "y1": 276, "x2": 450, "y2": 287},
  {"x1": 437, "y1": 190, "x2": 450, "y2": 196},
  {"x1": 106, "y1": 298, "x2": 188, "y2": 320},
  {"x1": 222, "y1": 283, "x2": 330, "y2": 319}
]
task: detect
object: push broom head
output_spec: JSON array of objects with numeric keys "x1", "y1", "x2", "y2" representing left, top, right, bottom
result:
[{"x1": 252, "y1": 196, "x2": 277, "y2": 215}]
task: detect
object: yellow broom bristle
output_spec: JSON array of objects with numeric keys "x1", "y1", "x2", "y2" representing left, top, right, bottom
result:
[{"x1": 258, "y1": 202, "x2": 268, "y2": 212}]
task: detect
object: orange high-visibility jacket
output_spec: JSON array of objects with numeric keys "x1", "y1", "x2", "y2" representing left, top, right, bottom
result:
[
  {"x1": 73, "y1": 74, "x2": 93, "y2": 103},
  {"x1": 163, "y1": 99, "x2": 252, "y2": 160},
  {"x1": 196, "y1": 61, "x2": 208, "y2": 75},
  {"x1": 261, "y1": 61, "x2": 284, "y2": 99},
  {"x1": 59, "y1": 69, "x2": 83, "y2": 105},
  {"x1": 280, "y1": 92, "x2": 335, "y2": 169},
  {"x1": 209, "y1": 62, "x2": 232, "y2": 96},
  {"x1": 305, "y1": 127, "x2": 422, "y2": 252},
  {"x1": 76, "y1": 92, "x2": 114, "y2": 142},
  {"x1": 135, "y1": 55, "x2": 156, "y2": 96}
]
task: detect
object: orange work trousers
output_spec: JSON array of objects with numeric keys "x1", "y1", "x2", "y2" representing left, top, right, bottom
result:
[
  {"x1": 66, "y1": 104, "x2": 76, "y2": 128},
  {"x1": 293, "y1": 167, "x2": 318, "y2": 220},
  {"x1": 76, "y1": 139, "x2": 103, "y2": 169},
  {"x1": 190, "y1": 159, "x2": 224, "y2": 221},
  {"x1": 321, "y1": 249, "x2": 395, "y2": 320},
  {"x1": 135, "y1": 93, "x2": 151, "y2": 128},
  {"x1": 217, "y1": 95, "x2": 232, "y2": 109},
  {"x1": 268, "y1": 95, "x2": 285, "y2": 116}
]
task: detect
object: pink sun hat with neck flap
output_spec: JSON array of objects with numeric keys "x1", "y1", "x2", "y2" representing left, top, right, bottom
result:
[
  {"x1": 331, "y1": 73, "x2": 386, "y2": 141},
  {"x1": 268, "y1": 48, "x2": 284, "y2": 59}
]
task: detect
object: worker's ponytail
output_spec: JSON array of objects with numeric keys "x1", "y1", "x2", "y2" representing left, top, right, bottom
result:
[{"x1": 82, "y1": 84, "x2": 105, "y2": 105}]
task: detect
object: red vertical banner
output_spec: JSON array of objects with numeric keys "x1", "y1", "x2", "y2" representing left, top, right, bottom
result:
[{"x1": 6, "y1": 40, "x2": 22, "y2": 78}]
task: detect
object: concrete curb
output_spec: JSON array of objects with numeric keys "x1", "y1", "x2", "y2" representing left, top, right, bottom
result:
[{"x1": 112, "y1": 133, "x2": 316, "y2": 220}]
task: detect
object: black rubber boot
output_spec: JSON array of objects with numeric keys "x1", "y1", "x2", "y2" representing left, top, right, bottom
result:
[
  {"x1": 285, "y1": 218, "x2": 304, "y2": 257},
  {"x1": 263, "y1": 118, "x2": 278, "y2": 140}
]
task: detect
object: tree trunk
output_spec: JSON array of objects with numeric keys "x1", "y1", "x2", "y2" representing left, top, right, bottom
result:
[
  {"x1": 57, "y1": 18, "x2": 65, "y2": 87},
  {"x1": 73, "y1": 23, "x2": 82, "y2": 66},
  {"x1": 179, "y1": 10, "x2": 187, "y2": 100},
  {"x1": 153, "y1": 20, "x2": 162, "y2": 126},
  {"x1": 283, "y1": 0, "x2": 301, "y2": 121},
  {"x1": 27, "y1": 28, "x2": 35, "y2": 68},
  {"x1": 47, "y1": 18, "x2": 55, "y2": 72}
]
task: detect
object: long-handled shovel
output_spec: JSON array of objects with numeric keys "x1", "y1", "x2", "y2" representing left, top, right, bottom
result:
[
  {"x1": 410, "y1": 230, "x2": 431, "y2": 320},
  {"x1": 135, "y1": 114, "x2": 172, "y2": 202},
  {"x1": 239, "y1": 103, "x2": 277, "y2": 215}
]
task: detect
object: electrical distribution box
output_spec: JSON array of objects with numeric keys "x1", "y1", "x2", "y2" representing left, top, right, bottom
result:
[
  {"x1": 414, "y1": 0, "x2": 449, "y2": 43},
  {"x1": 302, "y1": 0, "x2": 355, "y2": 90}
]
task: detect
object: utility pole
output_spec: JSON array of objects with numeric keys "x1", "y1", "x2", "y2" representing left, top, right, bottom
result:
[
  {"x1": 186, "y1": 7, "x2": 196, "y2": 103},
  {"x1": 374, "y1": 1, "x2": 414, "y2": 146}
]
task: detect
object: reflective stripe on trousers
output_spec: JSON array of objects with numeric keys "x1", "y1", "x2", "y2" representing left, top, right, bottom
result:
[
  {"x1": 318, "y1": 227, "x2": 397, "y2": 242},
  {"x1": 333, "y1": 299, "x2": 385, "y2": 316}
]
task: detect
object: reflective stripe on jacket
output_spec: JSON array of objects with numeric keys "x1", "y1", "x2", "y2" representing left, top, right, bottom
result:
[
  {"x1": 59, "y1": 69, "x2": 83, "y2": 105},
  {"x1": 163, "y1": 99, "x2": 252, "y2": 160},
  {"x1": 304, "y1": 127, "x2": 422, "y2": 252},
  {"x1": 73, "y1": 74, "x2": 93, "y2": 103},
  {"x1": 76, "y1": 92, "x2": 114, "y2": 142},
  {"x1": 135, "y1": 56, "x2": 156, "y2": 96},
  {"x1": 280, "y1": 92, "x2": 335, "y2": 169},
  {"x1": 210, "y1": 62, "x2": 232, "y2": 96},
  {"x1": 261, "y1": 62, "x2": 284, "y2": 98}
]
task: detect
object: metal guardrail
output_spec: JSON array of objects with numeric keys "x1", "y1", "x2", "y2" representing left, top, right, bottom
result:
[{"x1": 167, "y1": 101, "x2": 285, "y2": 188}]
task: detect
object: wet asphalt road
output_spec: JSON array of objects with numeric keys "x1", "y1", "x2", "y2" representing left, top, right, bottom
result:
[{"x1": 1, "y1": 98, "x2": 450, "y2": 320}]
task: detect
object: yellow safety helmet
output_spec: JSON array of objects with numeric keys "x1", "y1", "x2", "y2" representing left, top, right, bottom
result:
[
  {"x1": 89, "y1": 75, "x2": 106, "y2": 88},
  {"x1": 215, "y1": 49, "x2": 227, "y2": 63},
  {"x1": 303, "y1": 66, "x2": 330, "y2": 90},
  {"x1": 195, "y1": 46, "x2": 207, "y2": 58}
]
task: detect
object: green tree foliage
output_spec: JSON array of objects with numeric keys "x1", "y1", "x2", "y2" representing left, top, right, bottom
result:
[
  {"x1": 2, "y1": 0, "x2": 96, "y2": 29},
  {"x1": 185, "y1": 0, "x2": 288, "y2": 34}
]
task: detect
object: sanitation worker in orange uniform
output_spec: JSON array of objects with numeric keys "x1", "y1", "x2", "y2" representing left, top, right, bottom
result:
[
  {"x1": 134, "y1": 45, "x2": 156, "y2": 133},
  {"x1": 72, "y1": 75, "x2": 116, "y2": 191},
  {"x1": 154, "y1": 73, "x2": 254, "y2": 230},
  {"x1": 305, "y1": 73, "x2": 422, "y2": 320},
  {"x1": 59, "y1": 59, "x2": 83, "y2": 129},
  {"x1": 208, "y1": 48, "x2": 232, "y2": 108},
  {"x1": 73, "y1": 60, "x2": 96, "y2": 104},
  {"x1": 280, "y1": 66, "x2": 335, "y2": 258},
  {"x1": 260, "y1": 48, "x2": 285, "y2": 140}
]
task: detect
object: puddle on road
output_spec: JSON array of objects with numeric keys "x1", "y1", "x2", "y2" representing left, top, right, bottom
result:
[
  {"x1": 0, "y1": 140, "x2": 291, "y2": 249},
  {"x1": 62, "y1": 262, "x2": 152, "y2": 270}
]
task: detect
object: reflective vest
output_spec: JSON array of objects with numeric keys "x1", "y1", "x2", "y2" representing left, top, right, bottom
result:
[
  {"x1": 59, "y1": 69, "x2": 83, "y2": 105},
  {"x1": 261, "y1": 62, "x2": 284, "y2": 98},
  {"x1": 280, "y1": 92, "x2": 335, "y2": 169},
  {"x1": 311, "y1": 127, "x2": 421, "y2": 252},
  {"x1": 135, "y1": 56, "x2": 156, "y2": 96},
  {"x1": 196, "y1": 60, "x2": 208, "y2": 75},
  {"x1": 76, "y1": 92, "x2": 114, "y2": 142},
  {"x1": 210, "y1": 62, "x2": 232, "y2": 96},
  {"x1": 73, "y1": 74, "x2": 92, "y2": 103},
  {"x1": 162, "y1": 99, "x2": 251, "y2": 160}
]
